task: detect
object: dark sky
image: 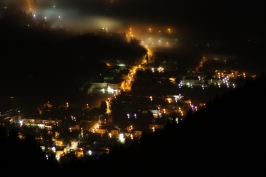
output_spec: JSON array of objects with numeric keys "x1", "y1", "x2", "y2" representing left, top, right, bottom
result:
[
  {"x1": 83, "y1": 0, "x2": 264, "y2": 35},
  {"x1": 1, "y1": 0, "x2": 265, "y2": 43},
  {"x1": 112, "y1": 0, "x2": 264, "y2": 37},
  {"x1": 3, "y1": 0, "x2": 265, "y2": 34}
]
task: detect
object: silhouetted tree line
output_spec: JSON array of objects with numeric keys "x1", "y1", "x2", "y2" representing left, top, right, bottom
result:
[{"x1": 0, "y1": 126, "x2": 59, "y2": 175}]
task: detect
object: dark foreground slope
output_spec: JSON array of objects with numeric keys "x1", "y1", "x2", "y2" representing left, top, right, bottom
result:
[
  {"x1": 1, "y1": 75, "x2": 266, "y2": 175},
  {"x1": 60, "y1": 75, "x2": 266, "y2": 176}
]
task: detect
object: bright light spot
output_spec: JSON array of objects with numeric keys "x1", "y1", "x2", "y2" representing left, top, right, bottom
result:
[
  {"x1": 107, "y1": 86, "x2": 113, "y2": 93},
  {"x1": 158, "y1": 66, "x2": 164, "y2": 72},
  {"x1": 56, "y1": 154, "x2": 60, "y2": 161},
  {"x1": 119, "y1": 133, "x2": 125, "y2": 143}
]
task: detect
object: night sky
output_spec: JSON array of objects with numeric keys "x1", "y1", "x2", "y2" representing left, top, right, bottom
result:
[{"x1": 2, "y1": 0, "x2": 264, "y2": 39}]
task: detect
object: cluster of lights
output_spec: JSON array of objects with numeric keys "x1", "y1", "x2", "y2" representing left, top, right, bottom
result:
[
  {"x1": 92, "y1": 123, "x2": 100, "y2": 133},
  {"x1": 148, "y1": 28, "x2": 172, "y2": 34},
  {"x1": 102, "y1": 86, "x2": 119, "y2": 94},
  {"x1": 151, "y1": 67, "x2": 164, "y2": 73},
  {"x1": 158, "y1": 66, "x2": 164, "y2": 72},
  {"x1": 178, "y1": 107, "x2": 184, "y2": 116},
  {"x1": 126, "y1": 113, "x2": 137, "y2": 119},
  {"x1": 215, "y1": 74, "x2": 236, "y2": 88},
  {"x1": 178, "y1": 81, "x2": 183, "y2": 88},
  {"x1": 174, "y1": 94, "x2": 183, "y2": 102}
]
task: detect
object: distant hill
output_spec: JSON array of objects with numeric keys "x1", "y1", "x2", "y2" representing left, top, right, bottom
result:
[{"x1": 0, "y1": 10, "x2": 146, "y2": 102}]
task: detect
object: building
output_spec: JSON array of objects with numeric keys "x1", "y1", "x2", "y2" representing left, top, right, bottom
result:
[
  {"x1": 110, "y1": 128, "x2": 119, "y2": 136},
  {"x1": 21, "y1": 119, "x2": 62, "y2": 128},
  {"x1": 149, "y1": 124, "x2": 164, "y2": 131},
  {"x1": 182, "y1": 75, "x2": 205, "y2": 87}
]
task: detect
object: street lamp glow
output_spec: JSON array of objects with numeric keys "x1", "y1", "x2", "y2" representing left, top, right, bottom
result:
[{"x1": 119, "y1": 133, "x2": 125, "y2": 143}]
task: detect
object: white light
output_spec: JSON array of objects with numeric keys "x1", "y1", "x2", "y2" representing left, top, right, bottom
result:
[
  {"x1": 56, "y1": 154, "x2": 60, "y2": 161},
  {"x1": 107, "y1": 86, "x2": 113, "y2": 93},
  {"x1": 88, "y1": 150, "x2": 92, "y2": 155},
  {"x1": 119, "y1": 133, "x2": 125, "y2": 143}
]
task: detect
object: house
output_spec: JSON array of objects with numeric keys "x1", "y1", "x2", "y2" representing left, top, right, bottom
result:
[{"x1": 110, "y1": 128, "x2": 119, "y2": 136}]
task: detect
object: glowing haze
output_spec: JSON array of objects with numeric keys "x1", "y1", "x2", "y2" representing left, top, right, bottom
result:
[
  {"x1": 2, "y1": 0, "x2": 182, "y2": 46},
  {"x1": 2, "y1": 0, "x2": 264, "y2": 50}
]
